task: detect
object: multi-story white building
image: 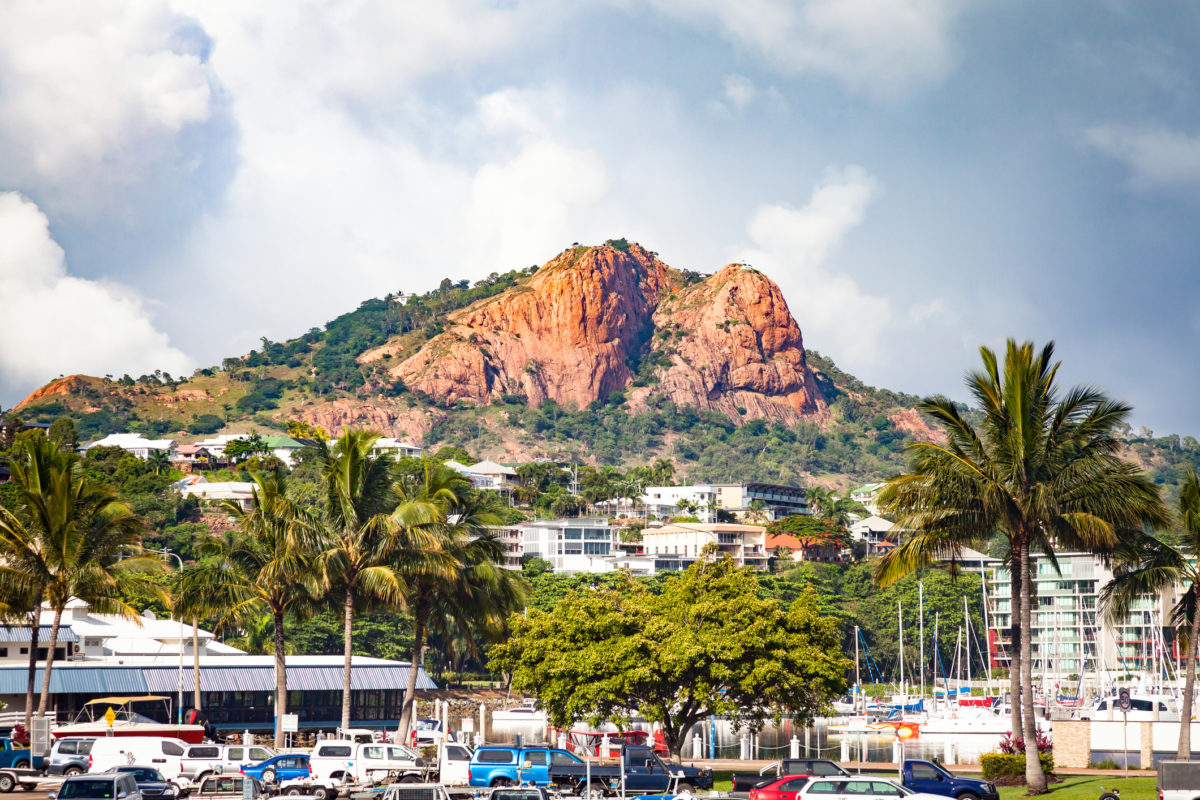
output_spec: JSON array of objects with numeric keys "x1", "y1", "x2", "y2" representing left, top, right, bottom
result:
[
  {"x1": 640, "y1": 483, "x2": 809, "y2": 522},
  {"x1": 371, "y1": 438, "x2": 423, "y2": 459},
  {"x1": 518, "y1": 518, "x2": 619, "y2": 573},
  {"x1": 640, "y1": 522, "x2": 768, "y2": 570},
  {"x1": 850, "y1": 483, "x2": 885, "y2": 515},
  {"x1": 972, "y1": 550, "x2": 1176, "y2": 679},
  {"x1": 488, "y1": 525, "x2": 524, "y2": 570}
]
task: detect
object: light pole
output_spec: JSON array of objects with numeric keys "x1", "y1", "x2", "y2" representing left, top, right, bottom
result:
[{"x1": 154, "y1": 548, "x2": 185, "y2": 725}]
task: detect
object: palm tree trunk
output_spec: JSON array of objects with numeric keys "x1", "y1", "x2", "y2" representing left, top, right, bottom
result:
[
  {"x1": 1008, "y1": 555, "x2": 1024, "y2": 742},
  {"x1": 273, "y1": 609, "x2": 287, "y2": 749},
  {"x1": 36, "y1": 605, "x2": 64, "y2": 717},
  {"x1": 341, "y1": 585, "x2": 354, "y2": 733},
  {"x1": 398, "y1": 598, "x2": 428, "y2": 740},
  {"x1": 1179, "y1": 598, "x2": 1200, "y2": 759},
  {"x1": 23, "y1": 594, "x2": 41, "y2": 731},
  {"x1": 1018, "y1": 540, "x2": 1046, "y2": 792},
  {"x1": 192, "y1": 618, "x2": 201, "y2": 712}
]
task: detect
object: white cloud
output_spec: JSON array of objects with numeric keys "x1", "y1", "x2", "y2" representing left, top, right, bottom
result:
[
  {"x1": 0, "y1": 193, "x2": 192, "y2": 386},
  {"x1": 1085, "y1": 124, "x2": 1200, "y2": 188},
  {"x1": 647, "y1": 0, "x2": 960, "y2": 95},
  {"x1": 0, "y1": 1, "x2": 216, "y2": 211},
  {"x1": 723, "y1": 75, "x2": 758, "y2": 111},
  {"x1": 736, "y1": 166, "x2": 891, "y2": 363}
]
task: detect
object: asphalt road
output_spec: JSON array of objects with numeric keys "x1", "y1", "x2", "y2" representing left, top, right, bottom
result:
[{"x1": 8, "y1": 792, "x2": 50, "y2": 800}]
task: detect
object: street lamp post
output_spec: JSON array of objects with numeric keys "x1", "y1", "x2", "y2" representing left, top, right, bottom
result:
[{"x1": 154, "y1": 548, "x2": 185, "y2": 725}]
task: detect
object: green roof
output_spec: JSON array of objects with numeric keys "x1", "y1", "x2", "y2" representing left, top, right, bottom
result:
[{"x1": 261, "y1": 436, "x2": 304, "y2": 448}]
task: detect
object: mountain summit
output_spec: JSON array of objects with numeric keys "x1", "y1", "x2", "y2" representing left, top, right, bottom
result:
[{"x1": 363, "y1": 241, "x2": 825, "y2": 423}]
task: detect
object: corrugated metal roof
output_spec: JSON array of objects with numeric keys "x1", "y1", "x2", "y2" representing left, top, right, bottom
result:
[
  {"x1": 0, "y1": 667, "x2": 147, "y2": 695},
  {"x1": 140, "y1": 665, "x2": 436, "y2": 693},
  {"x1": 0, "y1": 626, "x2": 80, "y2": 643},
  {"x1": 0, "y1": 663, "x2": 433, "y2": 696}
]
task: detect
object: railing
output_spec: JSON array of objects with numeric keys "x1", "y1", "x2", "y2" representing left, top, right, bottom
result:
[{"x1": 0, "y1": 710, "x2": 57, "y2": 727}]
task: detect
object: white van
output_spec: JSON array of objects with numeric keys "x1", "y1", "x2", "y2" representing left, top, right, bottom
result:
[
  {"x1": 309, "y1": 740, "x2": 424, "y2": 783},
  {"x1": 87, "y1": 737, "x2": 190, "y2": 781},
  {"x1": 179, "y1": 743, "x2": 276, "y2": 780}
]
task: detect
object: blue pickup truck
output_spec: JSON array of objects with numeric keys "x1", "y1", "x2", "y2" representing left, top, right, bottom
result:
[
  {"x1": 469, "y1": 745, "x2": 712, "y2": 794},
  {"x1": 0, "y1": 737, "x2": 43, "y2": 771},
  {"x1": 901, "y1": 760, "x2": 998, "y2": 800}
]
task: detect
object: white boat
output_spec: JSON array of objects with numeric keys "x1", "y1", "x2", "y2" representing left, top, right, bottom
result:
[
  {"x1": 491, "y1": 700, "x2": 547, "y2": 723},
  {"x1": 1077, "y1": 693, "x2": 1180, "y2": 722},
  {"x1": 53, "y1": 695, "x2": 206, "y2": 743}
]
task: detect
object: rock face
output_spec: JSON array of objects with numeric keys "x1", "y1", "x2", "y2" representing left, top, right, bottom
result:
[
  {"x1": 391, "y1": 243, "x2": 673, "y2": 408},
  {"x1": 293, "y1": 400, "x2": 443, "y2": 442},
  {"x1": 391, "y1": 245, "x2": 825, "y2": 423},
  {"x1": 14, "y1": 375, "x2": 95, "y2": 409},
  {"x1": 636, "y1": 264, "x2": 826, "y2": 424}
]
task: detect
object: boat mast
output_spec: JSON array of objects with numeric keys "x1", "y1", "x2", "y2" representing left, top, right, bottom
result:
[
  {"x1": 898, "y1": 600, "x2": 905, "y2": 698},
  {"x1": 920, "y1": 581, "x2": 926, "y2": 701},
  {"x1": 855, "y1": 625, "x2": 862, "y2": 713},
  {"x1": 964, "y1": 595, "x2": 972, "y2": 692}
]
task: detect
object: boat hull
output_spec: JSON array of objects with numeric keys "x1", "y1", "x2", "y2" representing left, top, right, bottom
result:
[{"x1": 52, "y1": 723, "x2": 206, "y2": 743}]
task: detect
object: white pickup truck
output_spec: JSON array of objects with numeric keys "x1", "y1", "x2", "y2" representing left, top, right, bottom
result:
[{"x1": 1158, "y1": 760, "x2": 1200, "y2": 800}]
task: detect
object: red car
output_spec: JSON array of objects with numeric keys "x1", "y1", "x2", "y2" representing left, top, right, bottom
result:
[{"x1": 750, "y1": 776, "x2": 812, "y2": 800}]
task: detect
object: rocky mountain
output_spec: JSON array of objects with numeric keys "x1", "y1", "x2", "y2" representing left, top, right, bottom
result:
[{"x1": 11, "y1": 240, "x2": 931, "y2": 484}]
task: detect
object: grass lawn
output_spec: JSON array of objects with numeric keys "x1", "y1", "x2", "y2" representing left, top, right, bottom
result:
[{"x1": 998, "y1": 776, "x2": 1155, "y2": 800}]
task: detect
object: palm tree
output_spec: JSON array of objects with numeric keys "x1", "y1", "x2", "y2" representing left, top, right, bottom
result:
[
  {"x1": 806, "y1": 487, "x2": 855, "y2": 526},
  {"x1": 874, "y1": 339, "x2": 1168, "y2": 793},
  {"x1": 316, "y1": 430, "x2": 441, "y2": 732},
  {"x1": 1101, "y1": 468, "x2": 1200, "y2": 759},
  {"x1": 394, "y1": 472, "x2": 526, "y2": 737},
  {"x1": 745, "y1": 499, "x2": 770, "y2": 525},
  {"x1": 189, "y1": 470, "x2": 322, "y2": 747},
  {"x1": 147, "y1": 449, "x2": 171, "y2": 476},
  {"x1": 0, "y1": 436, "x2": 162, "y2": 718}
]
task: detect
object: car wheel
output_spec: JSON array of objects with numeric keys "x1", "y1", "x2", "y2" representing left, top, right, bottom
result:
[
  {"x1": 285, "y1": 789, "x2": 304, "y2": 796},
  {"x1": 677, "y1": 783, "x2": 695, "y2": 794},
  {"x1": 957, "y1": 792, "x2": 980, "y2": 800},
  {"x1": 580, "y1": 780, "x2": 608, "y2": 800},
  {"x1": 65, "y1": 767, "x2": 84, "y2": 777},
  {"x1": 399, "y1": 776, "x2": 421, "y2": 784},
  {"x1": 262, "y1": 769, "x2": 277, "y2": 784},
  {"x1": 0, "y1": 773, "x2": 16, "y2": 793},
  {"x1": 491, "y1": 778, "x2": 513, "y2": 788},
  {"x1": 20, "y1": 785, "x2": 35, "y2": 792},
  {"x1": 312, "y1": 787, "x2": 332, "y2": 800},
  {"x1": 11, "y1": 762, "x2": 29, "y2": 771}
]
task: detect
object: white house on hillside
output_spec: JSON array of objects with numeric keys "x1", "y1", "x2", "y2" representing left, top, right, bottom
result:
[
  {"x1": 80, "y1": 433, "x2": 176, "y2": 459},
  {"x1": 371, "y1": 438, "x2": 423, "y2": 459}
]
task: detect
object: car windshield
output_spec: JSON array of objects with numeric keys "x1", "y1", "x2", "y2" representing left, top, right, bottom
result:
[
  {"x1": 60, "y1": 780, "x2": 117, "y2": 799},
  {"x1": 493, "y1": 792, "x2": 543, "y2": 800},
  {"x1": 119, "y1": 768, "x2": 164, "y2": 782}
]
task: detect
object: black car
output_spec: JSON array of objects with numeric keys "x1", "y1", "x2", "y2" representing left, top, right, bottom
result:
[{"x1": 105, "y1": 766, "x2": 178, "y2": 800}]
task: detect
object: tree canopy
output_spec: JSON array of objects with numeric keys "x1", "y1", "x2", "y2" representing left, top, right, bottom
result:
[{"x1": 489, "y1": 557, "x2": 850, "y2": 757}]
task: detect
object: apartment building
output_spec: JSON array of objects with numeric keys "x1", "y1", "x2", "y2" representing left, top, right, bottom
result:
[
  {"x1": 518, "y1": 518, "x2": 620, "y2": 573},
  {"x1": 641, "y1": 522, "x2": 768, "y2": 571},
  {"x1": 974, "y1": 550, "x2": 1176, "y2": 678},
  {"x1": 640, "y1": 482, "x2": 809, "y2": 522}
]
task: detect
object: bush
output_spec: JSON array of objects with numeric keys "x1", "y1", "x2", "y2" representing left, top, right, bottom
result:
[
  {"x1": 980, "y1": 752, "x2": 1055, "y2": 784},
  {"x1": 188, "y1": 414, "x2": 224, "y2": 435},
  {"x1": 1090, "y1": 759, "x2": 1119, "y2": 770}
]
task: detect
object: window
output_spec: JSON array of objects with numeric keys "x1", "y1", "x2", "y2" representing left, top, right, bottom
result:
[
  {"x1": 364, "y1": 747, "x2": 385, "y2": 760},
  {"x1": 872, "y1": 782, "x2": 903, "y2": 796},
  {"x1": 59, "y1": 741, "x2": 78, "y2": 755},
  {"x1": 447, "y1": 747, "x2": 470, "y2": 762},
  {"x1": 79, "y1": 741, "x2": 94, "y2": 755},
  {"x1": 189, "y1": 746, "x2": 221, "y2": 758},
  {"x1": 161, "y1": 741, "x2": 185, "y2": 756},
  {"x1": 388, "y1": 747, "x2": 413, "y2": 760},
  {"x1": 227, "y1": 748, "x2": 243, "y2": 761},
  {"x1": 477, "y1": 750, "x2": 515, "y2": 764},
  {"x1": 807, "y1": 782, "x2": 842, "y2": 794},
  {"x1": 250, "y1": 748, "x2": 271, "y2": 761},
  {"x1": 318, "y1": 746, "x2": 352, "y2": 758},
  {"x1": 550, "y1": 752, "x2": 580, "y2": 766},
  {"x1": 0, "y1": 648, "x2": 6, "y2": 658},
  {"x1": 910, "y1": 765, "x2": 940, "y2": 781},
  {"x1": 523, "y1": 752, "x2": 548, "y2": 766},
  {"x1": 843, "y1": 781, "x2": 875, "y2": 795},
  {"x1": 19, "y1": 648, "x2": 27, "y2": 655},
  {"x1": 782, "y1": 779, "x2": 809, "y2": 790}
]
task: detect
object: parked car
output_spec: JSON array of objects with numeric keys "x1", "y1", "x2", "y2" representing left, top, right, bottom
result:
[
  {"x1": 749, "y1": 776, "x2": 811, "y2": 800},
  {"x1": 51, "y1": 773, "x2": 143, "y2": 800},
  {"x1": 796, "y1": 776, "x2": 944, "y2": 800},
  {"x1": 189, "y1": 775, "x2": 265, "y2": 800},
  {"x1": 0, "y1": 736, "x2": 43, "y2": 771},
  {"x1": 105, "y1": 766, "x2": 178, "y2": 800},
  {"x1": 179, "y1": 744, "x2": 276, "y2": 782},
  {"x1": 379, "y1": 785, "x2": 451, "y2": 800},
  {"x1": 469, "y1": 744, "x2": 712, "y2": 795},
  {"x1": 88, "y1": 737, "x2": 191, "y2": 782},
  {"x1": 900, "y1": 760, "x2": 998, "y2": 800},
  {"x1": 732, "y1": 760, "x2": 850, "y2": 792},
  {"x1": 48, "y1": 738, "x2": 97, "y2": 777},
  {"x1": 308, "y1": 740, "x2": 425, "y2": 784},
  {"x1": 487, "y1": 789, "x2": 551, "y2": 800},
  {"x1": 1158, "y1": 759, "x2": 1200, "y2": 800},
  {"x1": 241, "y1": 755, "x2": 310, "y2": 785},
  {"x1": 437, "y1": 742, "x2": 473, "y2": 786}
]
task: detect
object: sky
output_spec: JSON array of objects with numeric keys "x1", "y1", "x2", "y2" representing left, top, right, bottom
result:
[{"x1": 1, "y1": 1, "x2": 1199, "y2": 436}]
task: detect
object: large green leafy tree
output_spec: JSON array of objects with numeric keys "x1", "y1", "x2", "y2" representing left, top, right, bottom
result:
[
  {"x1": 190, "y1": 471, "x2": 323, "y2": 747},
  {"x1": 874, "y1": 339, "x2": 1168, "y2": 793},
  {"x1": 490, "y1": 557, "x2": 850, "y2": 759},
  {"x1": 0, "y1": 436, "x2": 160, "y2": 720},
  {"x1": 1101, "y1": 468, "x2": 1200, "y2": 759}
]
